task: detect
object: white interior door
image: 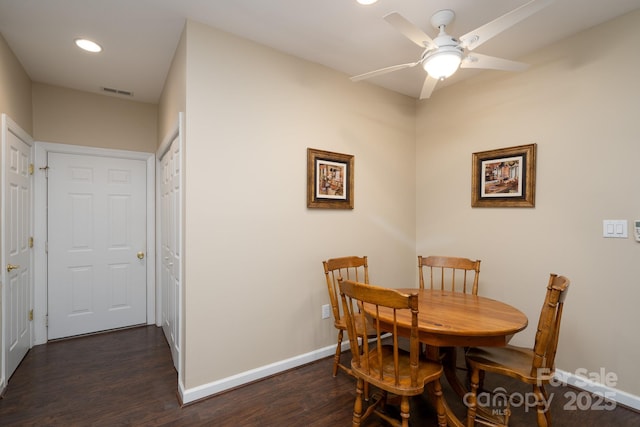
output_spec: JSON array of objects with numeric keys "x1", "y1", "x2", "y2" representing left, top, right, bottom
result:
[
  {"x1": 47, "y1": 152, "x2": 147, "y2": 339},
  {"x1": 159, "y1": 129, "x2": 181, "y2": 371},
  {"x1": 2, "y1": 114, "x2": 33, "y2": 381}
]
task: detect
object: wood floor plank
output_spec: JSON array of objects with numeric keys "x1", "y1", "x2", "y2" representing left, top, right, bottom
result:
[{"x1": 0, "y1": 326, "x2": 638, "y2": 426}]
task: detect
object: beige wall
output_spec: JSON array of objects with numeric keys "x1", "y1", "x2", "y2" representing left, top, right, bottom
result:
[
  {"x1": 158, "y1": 26, "x2": 186, "y2": 145},
  {"x1": 181, "y1": 20, "x2": 417, "y2": 389},
  {"x1": 32, "y1": 83, "x2": 157, "y2": 152},
  {"x1": 0, "y1": 33, "x2": 32, "y2": 134},
  {"x1": 416, "y1": 10, "x2": 640, "y2": 396},
  {"x1": 157, "y1": 24, "x2": 187, "y2": 380}
]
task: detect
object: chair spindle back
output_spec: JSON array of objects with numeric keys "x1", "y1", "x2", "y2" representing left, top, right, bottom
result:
[
  {"x1": 323, "y1": 256, "x2": 369, "y2": 327},
  {"x1": 418, "y1": 255, "x2": 481, "y2": 295},
  {"x1": 339, "y1": 279, "x2": 420, "y2": 389}
]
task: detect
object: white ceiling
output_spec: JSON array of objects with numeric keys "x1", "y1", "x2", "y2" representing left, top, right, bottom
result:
[{"x1": 1, "y1": 0, "x2": 640, "y2": 103}]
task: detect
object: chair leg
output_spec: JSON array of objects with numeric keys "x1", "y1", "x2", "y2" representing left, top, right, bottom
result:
[
  {"x1": 352, "y1": 378, "x2": 365, "y2": 427},
  {"x1": 430, "y1": 380, "x2": 448, "y2": 427},
  {"x1": 541, "y1": 384, "x2": 552, "y2": 426},
  {"x1": 333, "y1": 329, "x2": 344, "y2": 377},
  {"x1": 533, "y1": 385, "x2": 550, "y2": 427},
  {"x1": 400, "y1": 395, "x2": 410, "y2": 427},
  {"x1": 466, "y1": 367, "x2": 480, "y2": 427}
]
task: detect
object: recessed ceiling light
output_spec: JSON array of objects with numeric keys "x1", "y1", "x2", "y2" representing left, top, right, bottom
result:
[
  {"x1": 357, "y1": 0, "x2": 379, "y2": 4},
  {"x1": 74, "y1": 38, "x2": 102, "y2": 53}
]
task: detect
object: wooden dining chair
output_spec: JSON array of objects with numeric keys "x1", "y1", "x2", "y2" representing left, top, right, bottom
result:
[
  {"x1": 418, "y1": 255, "x2": 481, "y2": 294},
  {"x1": 338, "y1": 278, "x2": 447, "y2": 427},
  {"x1": 339, "y1": 278, "x2": 447, "y2": 427},
  {"x1": 465, "y1": 273, "x2": 570, "y2": 427},
  {"x1": 322, "y1": 256, "x2": 374, "y2": 378}
]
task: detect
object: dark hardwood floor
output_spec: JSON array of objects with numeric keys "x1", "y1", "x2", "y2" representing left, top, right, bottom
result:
[{"x1": 0, "y1": 326, "x2": 638, "y2": 426}]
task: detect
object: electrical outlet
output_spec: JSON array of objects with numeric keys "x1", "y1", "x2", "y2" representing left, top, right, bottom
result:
[{"x1": 321, "y1": 304, "x2": 331, "y2": 319}]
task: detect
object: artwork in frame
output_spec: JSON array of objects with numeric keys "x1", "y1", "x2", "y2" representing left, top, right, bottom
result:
[
  {"x1": 471, "y1": 143, "x2": 537, "y2": 207},
  {"x1": 307, "y1": 148, "x2": 354, "y2": 209}
]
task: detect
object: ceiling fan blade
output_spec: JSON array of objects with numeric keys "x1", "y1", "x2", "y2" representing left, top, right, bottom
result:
[
  {"x1": 350, "y1": 61, "x2": 420, "y2": 82},
  {"x1": 419, "y1": 75, "x2": 439, "y2": 99},
  {"x1": 459, "y1": 0, "x2": 554, "y2": 51},
  {"x1": 461, "y1": 53, "x2": 529, "y2": 71},
  {"x1": 384, "y1": 12, "x2": 436, "y2": 49}
]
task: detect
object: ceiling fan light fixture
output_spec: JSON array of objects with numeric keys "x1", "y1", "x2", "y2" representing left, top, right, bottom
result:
[{"x1": 423, "y1": 49, "x2": 462, "y2": 80}]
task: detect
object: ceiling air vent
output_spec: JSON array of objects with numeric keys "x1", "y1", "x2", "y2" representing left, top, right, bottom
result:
[{"x1": 101, "y1": 86, "x2": 134, "y2": 97}]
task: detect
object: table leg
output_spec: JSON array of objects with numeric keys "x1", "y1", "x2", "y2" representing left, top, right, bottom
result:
[
  {"x1": 425, "y1": 345, "x2": 468, "y2": 399},
  {"x1": 442, "y1": 347, "x2": 470, "y2": 399}
]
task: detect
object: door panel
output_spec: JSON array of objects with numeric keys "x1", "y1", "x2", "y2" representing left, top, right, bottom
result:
[
  {"x1": 3, "y1": 117, "x2": 32, "y2": 381},
  {"x1": 160, "y1": 134, "x2": 180, "y2": 370},
  {"x1": 47, "y1": 152, "x2": 147, "y2": 339}
]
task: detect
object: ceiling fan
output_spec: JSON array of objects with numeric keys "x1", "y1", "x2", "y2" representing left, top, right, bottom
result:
[{"x1": 351, "y1": 0, "x2": 554, "y2": 99}]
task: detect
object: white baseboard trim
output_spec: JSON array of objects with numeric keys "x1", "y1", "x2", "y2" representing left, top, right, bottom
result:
[
  {"x1": 554, "y1": 369, "x2": 640, "y2": 412},
  {"x1": 179, "y1": 334, "x2": 397, "y2": 405},
  {"x1": 180, "y1": 348, "x2": 640, "y2": 413},
  {"x1": 180, "y1": 342, "x2": 350, "y2": 405}
]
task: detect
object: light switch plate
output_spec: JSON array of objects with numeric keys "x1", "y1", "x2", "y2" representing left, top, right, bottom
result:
[{"x1": 603, "y1": 220, "x2": 627, "y2": 238}]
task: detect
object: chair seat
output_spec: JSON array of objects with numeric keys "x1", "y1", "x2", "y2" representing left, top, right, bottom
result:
[
  {"x1": 467, "y1": 345, "x2": 555, "y2": 384},
  {"x1": 352, "y1": 345, "x2": 443, "y2": 396}
]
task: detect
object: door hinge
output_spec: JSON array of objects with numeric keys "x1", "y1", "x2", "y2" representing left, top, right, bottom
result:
[
  {"x1": 29, "y1": 236, "x2": 34, "y2": 248},
  {"x1": 29, "y1": 309, "x2": 34, "y2": 321},
  {"x1": 29, "y1": 163, "x2": 34, "y2": 175},
  {"x1": 45, "y1": 315, "x2": 48, "y2": 327}
]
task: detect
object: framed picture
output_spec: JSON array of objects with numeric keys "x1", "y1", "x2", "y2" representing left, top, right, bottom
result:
[
  {"x1": 471, "y1": 143, "x2": 536, "y2": 207},
  {"x1": 307, "y1": 148, "x2": 354, "y2": 209}
]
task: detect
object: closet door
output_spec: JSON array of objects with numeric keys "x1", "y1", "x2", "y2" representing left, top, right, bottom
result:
[{"x1": 159, "y1": 127, "x2": 181, "y2": 371}]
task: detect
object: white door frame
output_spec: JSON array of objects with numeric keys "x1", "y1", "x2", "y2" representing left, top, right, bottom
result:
[{"x1": 33, "y1": 142, "x2": 155, "y2": 344}]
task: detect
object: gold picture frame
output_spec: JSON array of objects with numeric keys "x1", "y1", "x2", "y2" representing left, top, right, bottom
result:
[
  {"x1": 472, "y1": 143, "x2": 536, "y2": 208},
  {"x1": 307, "y1": 148, "x2": 354, "y2": 209}
]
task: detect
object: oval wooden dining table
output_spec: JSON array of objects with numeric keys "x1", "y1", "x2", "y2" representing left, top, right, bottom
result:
[{"x1": 363, "y1": 288, "x2": 528, "y2": 427}]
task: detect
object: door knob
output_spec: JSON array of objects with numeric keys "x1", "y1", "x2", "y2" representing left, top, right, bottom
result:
[
  {"x1": 137, "y1": 252, "x2": 145, "y2": 260},
  {"x1": 6, "y1": 264, "x2": 20, "y2": 272}
]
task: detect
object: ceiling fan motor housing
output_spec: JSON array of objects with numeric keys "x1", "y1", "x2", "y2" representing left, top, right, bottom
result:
[{"x1": 423, "y1": 22, "x2": 463, "y2": 81}]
